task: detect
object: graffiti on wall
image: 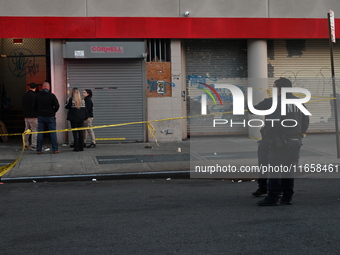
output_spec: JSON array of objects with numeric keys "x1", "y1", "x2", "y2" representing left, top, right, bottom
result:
[
  {"x1": 147, "y1": 79, "x2": 176, "y2": 94},
  {"x1": 280, "y1": 68, "x2": 334, "y2": 98},
  {"x1": 8, "y1": 48, "x2": 40, "y2": 77},
  {"x1": 279, "y1": 68, "x2": 340, "y2": 123},
  {"x1": 187, "y1": 74, "x2": 246, "y2": 116},
  {"x1": 146, "y1": 62, "x2": 174, "y2": 97}
]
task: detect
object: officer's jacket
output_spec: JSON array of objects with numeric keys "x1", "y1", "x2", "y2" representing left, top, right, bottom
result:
[{"x1": 253, "y1": 93, "x2": 309, "y2": 138}]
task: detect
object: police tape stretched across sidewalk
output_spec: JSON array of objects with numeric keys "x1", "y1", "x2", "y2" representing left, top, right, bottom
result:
[
  {"x1": 0, "y1": 112, "x2": 222, "y2": 178},
  {"x1": 0, "y1": 84, "x2": 333, "y2": 141},
  {"x1": 0, "y1": 100, "x2": 334, "y2": 180},
  {"x1": 0, "y1": 84, "x2": 336, "y2": 179}
]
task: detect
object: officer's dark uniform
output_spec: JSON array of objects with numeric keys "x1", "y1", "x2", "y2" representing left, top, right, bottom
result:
[
  {"x1": 256, "y1": 134, "x2": 269, "y2": 194},
  {"x1": 251, "y1": 98, "x2": 275, "y2": 197},
  {"x1": 257, "y1": 89, "x2": 309, "y2": 206}
]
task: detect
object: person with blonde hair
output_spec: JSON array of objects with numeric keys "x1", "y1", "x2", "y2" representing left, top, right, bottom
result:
[{"x1": 65, "y1": 88, "x2": 88, "y2": 152}]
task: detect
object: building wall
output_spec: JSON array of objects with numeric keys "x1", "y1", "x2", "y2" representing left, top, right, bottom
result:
[
  {"x1": 0, "y1": 0, "x2": 339, "y2": 18},
  {"x1": 268, "y1": 0, "x2": 339, "y2": 18},
  {"x1": 147, "y1": 40, "x2": 184, "y2": 142},
  {"x1": 0, "y1": 0, "x2": 87, "y2": 16},
  {"x1": 50, "y1": 40, "x2": 67, "y2": 144}
]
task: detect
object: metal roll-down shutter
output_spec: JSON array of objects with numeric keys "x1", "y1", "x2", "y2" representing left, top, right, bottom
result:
[
  {"x1": 67, "y1": 59, "x2": 145, "y2": 142},
  {"x1": 268, "y1": 39, "x2": 340, "y2": 132},
  {"x1": 185, "y1": 39, "x2": 248, "y2": 136}
]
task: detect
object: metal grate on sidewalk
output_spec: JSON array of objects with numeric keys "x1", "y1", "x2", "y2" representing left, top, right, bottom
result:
[{"x1": 96, "y1": 154, "x2": 197, "y2": 164}]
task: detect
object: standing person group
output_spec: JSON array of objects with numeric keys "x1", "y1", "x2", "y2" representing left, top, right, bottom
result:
[
  {"x1": 65, "y1": 88, "x2": 96, "y2": 151},
  {"x1": 24, "y1": 83, "x2": 96, "y2": 154},
  {"x1": 33, "y1": 82, "x2": 60, "y2": 154},
  {"x1": 251, "y1": 78, "x2": 310, "y2": 206},
  {"x1": 22, "y1": 83, "x2": 38, "y2": 150}
]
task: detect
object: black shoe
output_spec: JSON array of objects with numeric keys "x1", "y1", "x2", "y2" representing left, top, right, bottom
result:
[
  {"x1": 86, "y1": 143, "x2": 96, "y2": 148},
  {"x1": 281, "y1": 197, "x2": 293, "y2": 205},
  {"x1": 70, "y1": 144, "x2": 74, "y2": 148},
  {"x1": 83, "y1": 143, "x2": 86, "y2": 148},
  {"x1": 252, "y1": 188, "x2": 268, "y2": 197},
  {"x1": 257, "y1": 198, "x2": 279, "y2": 206}
]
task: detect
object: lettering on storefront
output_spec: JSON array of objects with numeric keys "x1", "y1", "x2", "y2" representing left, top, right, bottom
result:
[{"x1": 91, "y1": 46, "x2": 123, "y2": 53}]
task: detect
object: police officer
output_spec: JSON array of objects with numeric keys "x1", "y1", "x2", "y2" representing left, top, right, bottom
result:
[
  {"x1": 255, "y1": 77, "x2": 310, "y2": 206},
  {"x1": 251, "y1": 96, "x2": 277, "y2": 197},
  {"x1": 251, "y1": 128, "x2": 269, "y2": 197}
]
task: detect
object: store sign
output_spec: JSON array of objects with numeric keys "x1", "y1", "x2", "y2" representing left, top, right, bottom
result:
[
  {"x1": 330, "y1": 10, "x2": 336, "y2": 43},
  {"x1": 64, "y1": 41, "x2": 145, "y2": 58},
  {"x1": 91, "y1": 46, "x2": 123, "y2": 53},
  {"x1": 74, "y1": 50, "x2": 84, "y2": 58}
]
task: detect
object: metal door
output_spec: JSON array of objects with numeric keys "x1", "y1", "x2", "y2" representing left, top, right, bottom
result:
[{"x1": 67, "y1": 59, "x2": 145, "y2": 142}]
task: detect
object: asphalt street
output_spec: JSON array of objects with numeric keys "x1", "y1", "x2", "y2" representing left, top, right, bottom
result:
[{"x1": 2, "y1": 178, "x2": 340, "y2": 255}]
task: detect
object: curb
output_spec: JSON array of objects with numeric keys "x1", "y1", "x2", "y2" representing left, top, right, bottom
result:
[{"x1": 0, "y1": 170, "x2": 191, "y2": 183}]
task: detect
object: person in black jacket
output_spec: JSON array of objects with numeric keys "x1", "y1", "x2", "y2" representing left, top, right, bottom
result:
[
  {"x1": 22, "y1": 83, "x2": 38, "y2": 150},
  {"x1": 83, "y1": 89, "x2": 96, "y2": 148},
  {"x1": 251, "y1": 96, "x2": 280, "y2": 197},
  {"x1": 251, "y1": 128, "x2": 269, "y2": 197},
  {"x1": 65, "y1": 88, "x2": 88, "y2": 152},
  {"x1": 255, "y1": 78, "x2": 310, "y2": 206},
  {"x1": 33, "y1": 82, "x2": 60, "y2": 154}
]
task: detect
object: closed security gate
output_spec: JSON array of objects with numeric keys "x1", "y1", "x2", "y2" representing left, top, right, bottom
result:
[
  {"x1": 67, "y1": 59, "x2": 145, "y2": 142},
  {"x1": 185, "y1": 39, "x2": 248, "y2": 136},
  {"x1": 268, "y1": 39, "x2": 340, "y2": 132}
]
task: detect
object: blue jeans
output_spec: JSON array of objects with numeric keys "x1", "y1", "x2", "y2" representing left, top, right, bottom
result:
[{"x1": 37, "y1": 116, "x2": 58, "y2": 152}]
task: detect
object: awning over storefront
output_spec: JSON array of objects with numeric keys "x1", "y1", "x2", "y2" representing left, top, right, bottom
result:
[{"x1": 0, "y1": 17, "x2": 339, "y2": 39}]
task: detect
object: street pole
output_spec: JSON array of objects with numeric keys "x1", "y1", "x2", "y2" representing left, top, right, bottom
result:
[{"x1": 328, "y1": 11, "x2": 340, "y2": 158}]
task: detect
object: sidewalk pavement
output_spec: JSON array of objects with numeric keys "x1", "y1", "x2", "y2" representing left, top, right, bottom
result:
[{"x1": 1, "y1": 133, "x2": 340, "y2": 182}]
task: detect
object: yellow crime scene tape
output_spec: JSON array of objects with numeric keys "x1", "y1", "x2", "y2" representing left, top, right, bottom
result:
[
  {"x1": 0, "y1": 112, "x2": 223, "y2": 177},
  {"x1": 0, "y1": 93, "x2": 336, "y2": 178},
  {"x1": 0, "y1": 130, "x2": 28, "y2": 177}
]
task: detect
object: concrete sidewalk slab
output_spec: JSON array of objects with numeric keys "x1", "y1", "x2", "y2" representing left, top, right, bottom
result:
[{"x1": 1, "y1": 134, "x2": 340, "y2": 181}]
